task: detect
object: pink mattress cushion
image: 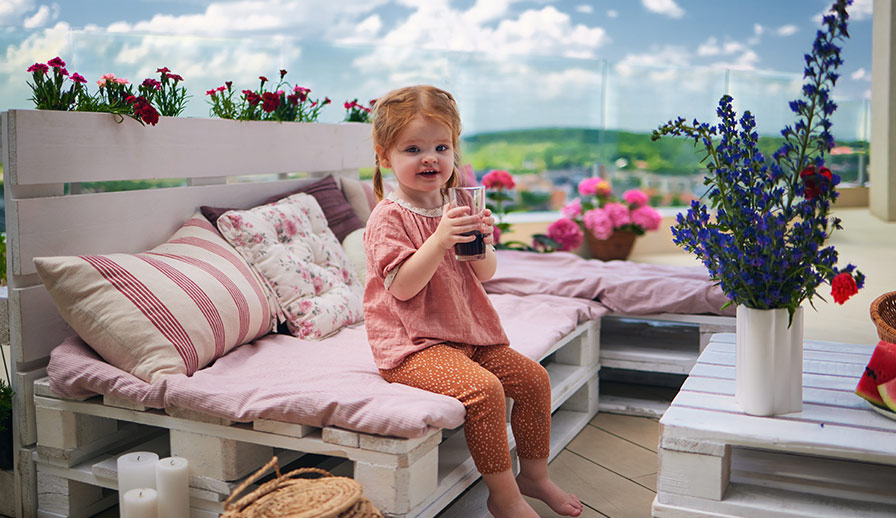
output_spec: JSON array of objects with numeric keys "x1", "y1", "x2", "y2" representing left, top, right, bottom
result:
[
  {"x1": 485, "y1": 250, "x2": 736, "y2": 316},
  {"x1": 47, "y1": 294, "x2": 605, "y2": 438}
]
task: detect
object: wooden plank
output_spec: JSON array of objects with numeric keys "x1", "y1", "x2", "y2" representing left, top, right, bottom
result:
[
  {"x1": 9, "y1": 286, "x2": 69, "y2": 365},
  {"x1": 698, "y1": 346, "x2": 872, "y2": 366},
  {"x1": 655, "y1": 481, "x2": 896, "y2": 518},
  {"x1": 731, "y1": 448, "x2": 896, "y2": 506},
  {"x1": 565, "y1": 425, "x2": 657, "y2": 480},
  {"x1": 5, "y1": 110, "x2": 372, "y2": 186},
  {"x1": 679, "y1": 377, "x2": 868, "y2": 410},
  {"x1": 672, "y1": 390, "x2": 896, "y2": 432},
  {"x1": 688, "y1": 356, "x2": 865, "y2": 380},
  {"x1": 661, "y1": 407, "x2": 896, "y2": 464},
  {"x1": 600, "y1": 345, "x2": 696, "y2": 375},
  {"x1": 588, "y1": 413, "x2": 660, "y2": 453},
  {"x1": 10, "y1": 177, "x2": 355, "y2": 276}
]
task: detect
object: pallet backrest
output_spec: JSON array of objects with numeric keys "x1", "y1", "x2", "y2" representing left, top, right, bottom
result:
[{"x1": 1, "y1": 109, "x2": 374, "y2": 445}]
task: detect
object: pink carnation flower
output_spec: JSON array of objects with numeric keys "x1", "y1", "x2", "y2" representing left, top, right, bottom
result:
[
  {"x1": 631, "y1": 205, "x2": 662, "y2": 231},
  {"x1": 603, "y1": 202, "x2": 631, "y2": 229},
  {"x1": 546, "y1": 218, "x2": 584, "y2": 251},
  {"x1": 623, "y1": 189, "x2": 649, "y2": 208},
  {"x1": 578, "y1": 177, "x2": 600, "y2": 196},
  {"x1": 583, "y1": 208, "x2": 614, "y2": 240},
  {"x1": 482, "y1": 169, "x2": 515, "y2": 190},
  {"x1": 561, "y1": 198, "x2": 582, "y2": 219}
]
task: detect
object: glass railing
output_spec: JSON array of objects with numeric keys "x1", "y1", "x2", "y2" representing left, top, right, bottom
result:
[{"x1": 1, "y1": 27, "x2": 871, "y2": 211}]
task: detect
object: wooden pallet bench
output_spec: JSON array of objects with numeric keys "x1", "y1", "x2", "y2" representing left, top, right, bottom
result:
[
  {"x1": 654, "y1": 333, "x2": 896, "y2": 518},
  {"x1": 29, "y1": 320, "x2": 599, "y2": 518}
]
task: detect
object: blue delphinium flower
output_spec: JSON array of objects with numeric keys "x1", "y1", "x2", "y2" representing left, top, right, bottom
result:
[{"x1": 651, "y1": 0, "x2": 862, "y2": 322}]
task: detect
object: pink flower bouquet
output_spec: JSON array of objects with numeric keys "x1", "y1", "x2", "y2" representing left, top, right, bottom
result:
[{"x1": 548, "y1": 178, "x2": 662, "y2": 251}]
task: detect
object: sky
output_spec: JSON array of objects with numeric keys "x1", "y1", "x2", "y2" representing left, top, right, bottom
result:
[{"x1": 0, "y1": 0, "x2": 876, "y2": 138}]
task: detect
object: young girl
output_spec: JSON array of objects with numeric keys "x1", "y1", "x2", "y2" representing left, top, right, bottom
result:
[{"x1": 363, "y1": 85, "x2": 583, "y2": 518}]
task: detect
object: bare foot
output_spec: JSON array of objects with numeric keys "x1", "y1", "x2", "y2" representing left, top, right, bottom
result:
[
  {"x1": 516, "y1": 473, "x2": 583, "y2": 517},
  {"x1": 486, "y1": 494, "x2": 540, "y2": 518}
]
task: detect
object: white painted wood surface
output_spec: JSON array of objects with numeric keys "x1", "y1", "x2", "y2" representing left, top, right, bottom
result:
[{"x1": 654, "y1": 333, "x2": 896, "y2": 517}]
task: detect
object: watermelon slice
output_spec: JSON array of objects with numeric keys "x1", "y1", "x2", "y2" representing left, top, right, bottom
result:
[
  {"x1": 880, "y1": 378, "x2": 896, "y2": 412},
  {"x1": 856, "y1": 340, "x2": 896, "y2": 407}
]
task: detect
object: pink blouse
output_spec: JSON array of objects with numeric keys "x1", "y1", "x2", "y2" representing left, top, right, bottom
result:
[{"x1": 363, "y1": 193, "x2": 509, "y2": 369}]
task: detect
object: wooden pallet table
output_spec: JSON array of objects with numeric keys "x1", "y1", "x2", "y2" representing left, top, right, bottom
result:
[{"x1": 654, "y1": 333, "x2": 896, "y2": 518}]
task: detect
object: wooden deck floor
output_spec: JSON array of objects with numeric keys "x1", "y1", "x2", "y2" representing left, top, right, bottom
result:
[{"x1": 437, "y1": 410, "x2": 663, "y2": 518}]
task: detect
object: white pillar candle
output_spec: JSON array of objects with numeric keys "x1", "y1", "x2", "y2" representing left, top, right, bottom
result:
[
  {"x1": 122, "y1": 488, "x2": 158, "y2": 518},
  {"x1": 117, "y1": 451, "x2": 158, "y2": 517},
  {"x1": 156, "y1": 456, "x2": 190, "y2": 518}
]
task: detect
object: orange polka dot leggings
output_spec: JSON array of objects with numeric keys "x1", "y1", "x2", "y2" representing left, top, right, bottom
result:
[{"x1": 380, "y1": 343, "x2": 552, "y2": 474}]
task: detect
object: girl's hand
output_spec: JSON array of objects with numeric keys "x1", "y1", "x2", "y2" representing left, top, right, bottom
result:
[
  {"x1": 433, "y1": 204, "x2": 481, "y2": 250},
  {"x1": 480, "y1": 208, "x2": 496, "y2": 246}
]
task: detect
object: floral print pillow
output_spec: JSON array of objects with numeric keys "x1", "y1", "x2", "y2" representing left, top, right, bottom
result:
[{"x1": 216, "y1": 193, "x2": 364, "y2": 339}]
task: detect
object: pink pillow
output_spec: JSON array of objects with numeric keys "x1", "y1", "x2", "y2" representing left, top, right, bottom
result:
[{"x1": 201, "y1": 175, "x2": 364, "y2": 242}]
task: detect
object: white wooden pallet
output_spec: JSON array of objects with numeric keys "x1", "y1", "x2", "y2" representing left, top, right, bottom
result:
[
  {"x1": 599, "y1": 313, "x2": 735, "y2": 417},
  {"x1": 30, "y1": 320, "x2": 599, "y2": 518},
  {"x1": 653, "y1": 333, "x2": 896, "y2": 518}
]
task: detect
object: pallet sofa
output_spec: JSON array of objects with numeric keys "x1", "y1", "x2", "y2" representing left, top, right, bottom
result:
[{"x1": 1, "y1": 108, "x2": 733, "y2": 518}]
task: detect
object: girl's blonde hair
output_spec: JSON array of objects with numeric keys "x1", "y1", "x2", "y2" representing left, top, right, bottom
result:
[{"x1": 370, "y1": 85, "x2": 463, "y2": 201}]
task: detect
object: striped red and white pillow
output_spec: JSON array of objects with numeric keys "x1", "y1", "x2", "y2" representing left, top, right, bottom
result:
[{"x1": 34, "y1": 212, "x2": 279, "y2": 383}]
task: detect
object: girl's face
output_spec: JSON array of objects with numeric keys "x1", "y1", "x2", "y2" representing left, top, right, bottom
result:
[{"x1": 380, "y1": 114, "x2": 454, "y2": 207}]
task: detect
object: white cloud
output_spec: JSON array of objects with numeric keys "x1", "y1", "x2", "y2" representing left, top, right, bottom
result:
[
  {"x1": 712, "y1": 49, "x2": 760, "y2": 71},
  {"x1": 617, "y1": 45, "x2": 691, "y2": 73},
  {"x1": 490, "y1": 7, "x2": 609, "y2": 58},
  {"x1": 697, "y1": 37, "x2": 720, "y2": 56},
  {"x1": 606, "y1": 9, "x2": 618, "y2": 18},
  {"x1": 0, "y1": 21, "x2": 70, "y2": 103},
  {"x1": 813, "y1": 0, "x2": 871, "y2": 23},
  {"x1": 641, "y1": 0, "x2": 684, "y2": 19},
  {"x1": 777, "y1": 24, "x2": 798, "y2": 37},
  {"x1": 576, "y1": 5, "x2": 593, "y2": 14},
  {"x1": 105, "y1": 0, "x2": 390, "y2": 40},
  {"x1": 851, "y1": 67, "x2": 870, "y2": 81},
  {"x1": 847, "y1": 0, "x2": 872, "y2": 20},
  {"x1": 23, "y1": 3, "x2": 57, "y2": 28},
  {"x1": 0, "y1": 0, "x2": 34, "y2": 25}
]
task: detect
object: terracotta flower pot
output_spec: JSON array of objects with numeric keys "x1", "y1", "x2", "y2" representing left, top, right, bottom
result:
[{"x1": 585, "y1": 230, "x2": 637, "y2": 261}]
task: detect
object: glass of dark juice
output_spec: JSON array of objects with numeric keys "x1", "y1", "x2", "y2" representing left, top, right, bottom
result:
[{"x1": 448, "y1": 186, "x2": 486, "y2": 261}]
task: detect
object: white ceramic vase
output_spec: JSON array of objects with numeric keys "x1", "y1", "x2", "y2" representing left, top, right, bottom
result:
[{"x1": 735, "y1": 306, "x2": 804, "y2": 416}]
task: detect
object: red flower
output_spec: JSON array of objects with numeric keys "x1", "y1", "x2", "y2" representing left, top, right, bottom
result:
[
  {"x1": 799, "y1": 164, "x2": 832, "y2": 200},
  {"x1": 27, "y1": 63, "x2": 49, "y2": 74},
  {"x1": 259, "y1": 75, "x2": 268, "y2": 83},
  {"x1": 165, "y1": 73, "x2": 184, "y2": 82},
  {"x1": 132, "y1": 96, "x2": 160, "y2": 126},
  {"x1": 71, "y1": 73, "x2": 86, "y2": 83},
  {"x1": 206, "y1": 89, "x2": 217, "y2": 96},
  {"x1": 262, "y1": 91, "x2": 280, "y2": 112},
  {"x1": 482, "y1": 169, "x2": 515, "y2": 190},
  {"x1": 156, "y1": 67, "x2": 170, "y2": 74},
  {"x1": 831, "y1": 272, "x2": 858, "y2": 304},
  {"x1": 142, "y1": 78, "x2": 162, "y2": 90},
  {"x1": 287, "y1": 94, "x2": 299, "y2": 106},
  {"x1": 47, "y1": 56, "x2": 65, "y2": 68},
  {"x1": 279, "y1": 69, "x2": 287, "y2": 78}
]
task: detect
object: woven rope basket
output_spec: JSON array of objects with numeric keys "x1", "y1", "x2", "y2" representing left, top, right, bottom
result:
[
  {"x1": 222, "y1": 457, "x2": 383, "y2": 518},
  {"x1": 871, "y1": 291, "x2": 896, "y2": 344}
]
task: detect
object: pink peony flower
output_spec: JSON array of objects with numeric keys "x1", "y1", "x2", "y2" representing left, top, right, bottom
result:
[
  {"x1": 623, "y1": 189, "x2": 649, "y2": 207},
  {"x1": 603, "y1": 202, "x2": 631, "y2": 229},
  {"x1": 547, "y1": 218, "x2": 584, "y2": 251},
  {"x1": 482, "y1": 169, "x2": 515, "y2": 190},
  {"x1": 561, "y1": 198, "x2": 582, "y2": 219},
  {"x1": 583, "y1": 208, "x2": 614, "y2": 240},
  {"x1": 631, "y1": 205, "x2": 662, "y2": 231},
  {"x1": 578, "y1": 177, "x2": 601, "y2": 196},
  {"x1": 493, "y1": 226, "x2": 502, "y2": 244}
]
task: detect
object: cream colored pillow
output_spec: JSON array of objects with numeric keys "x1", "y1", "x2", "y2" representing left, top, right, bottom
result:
[
  {"x1": 216, "y1": 193, "x2": 364, "y2": 339},
  {"x1": 341, "y1": 227, "x2": 367, "y2": 285},
  {"x1": 34, "y1": 212, "x2": 278, "y2": 383}
]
